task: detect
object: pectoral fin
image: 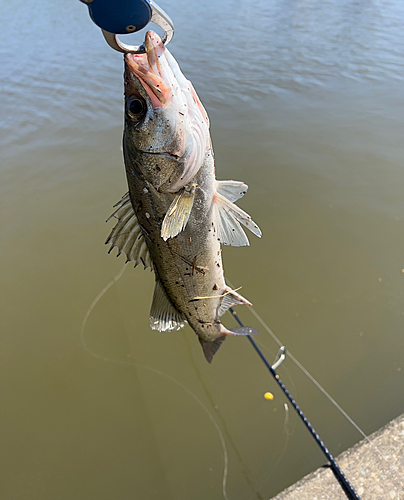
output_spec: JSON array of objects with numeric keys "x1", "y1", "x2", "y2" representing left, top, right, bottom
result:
[
  {"x1": 213, "y1": 191, "x2": 262, "y2": 247},
  {"x1": 150, "y1": 279, "x2": 187, "y2": 331},
  {"x1": 106, "y1": 192, "x2": 152, "y2": 269},
  {"x1": 161, "y1": 187, "x2": 196, "y2": 241}
]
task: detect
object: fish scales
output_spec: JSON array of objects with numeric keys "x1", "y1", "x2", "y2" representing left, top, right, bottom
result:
[
  {"x1": 107, "y1": 31, "x2": 261, "y2": 362},
  {"x1": 126, "y1": 145, "x2": 226, "y2": 339}
]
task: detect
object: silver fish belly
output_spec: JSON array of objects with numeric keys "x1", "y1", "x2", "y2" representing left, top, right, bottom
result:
[{"x1": 106, "y1": 31, "x2": 261, "y2": 362}]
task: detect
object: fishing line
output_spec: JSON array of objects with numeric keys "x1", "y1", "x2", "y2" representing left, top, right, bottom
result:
[
  {"x1": 80, "y1": 268, "x2": 230, "y2": 500},
  {"x1": 138, "y1": 364, "x2": 230, "y2": 500},
  {"x1": 283, "y1": 403, "x2": 293, "y2": 438},
  {"x1": 234, "y1": 340, "x2": 298, "y2": 498},
  {"x1": 80, "y1": 263, "x2": 127, "y2": 362},
  {"x1": 247, "y1": 304, "x2": 402, "y2": 478},
  {"x1": 226, "y1": 279, "x2": 400, "y2": 478},
  {"x1": 81, "y1": 269, "x2": 293, "y2": 499},
  {"x1": 81, "y1": 268, "x2": 399, "y2": 499},
  {"x1": 249, "y1": 403, "x2": 294, "y2": 499},
  {"x1": 184, "y1": 333, "x2": 277, "y2": 500}
]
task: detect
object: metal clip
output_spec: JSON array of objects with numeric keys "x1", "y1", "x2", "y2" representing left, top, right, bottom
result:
[
  {"x1": 102, "y1": 1, "x2": 174, "y2": 54},
  {"x1": 272, "y1": 346, "x2": 287, "y2": 370}
]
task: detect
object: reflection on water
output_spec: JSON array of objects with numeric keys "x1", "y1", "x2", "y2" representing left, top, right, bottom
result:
[{"x1": 1, "y1": 1, "x2": 404, "y2": 499}]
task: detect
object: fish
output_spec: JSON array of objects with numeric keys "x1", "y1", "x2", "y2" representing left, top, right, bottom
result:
[{"x1": 106, "y1": 31, "x2": 262, "y2": 362}]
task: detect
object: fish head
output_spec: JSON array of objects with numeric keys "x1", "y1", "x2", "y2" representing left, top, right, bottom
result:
[{"x1": 124, "y1": 31, "x2": 210, "y2": 192}]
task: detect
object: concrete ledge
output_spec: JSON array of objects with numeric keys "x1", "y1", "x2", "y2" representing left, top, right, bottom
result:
[{"x1": 272, "y1": 413, "x2": 404, "y2": 499}]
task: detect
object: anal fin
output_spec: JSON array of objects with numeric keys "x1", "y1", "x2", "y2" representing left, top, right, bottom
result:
[
  {"x1": 150, "y1": 279, "x2": 187, "y2": 332},
  {"x1": 106, "y1": 192, "x2": 153, "y2": 270},
  {"x1": 218, "y1": 286, "x2": 252, "y2": 317},
  {"x1": 161, "y1": 187, "x2": 196, "y2": 241}
]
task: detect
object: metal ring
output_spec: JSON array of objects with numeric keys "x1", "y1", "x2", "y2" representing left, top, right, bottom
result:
[
  {"x1": 272, "y1": 346, "x2": 287, "y2": 370},
  {"x1": 102, "y1": 1, "x2": 174, "y2": 54}
]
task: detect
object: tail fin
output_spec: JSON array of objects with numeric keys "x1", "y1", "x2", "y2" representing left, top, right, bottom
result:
[
  {"x1": 199, "y1": 336, "x2": 226, "y2": 363},
  {"x1": 199, "y1": 326, "x2": 258, "y2": 362}
]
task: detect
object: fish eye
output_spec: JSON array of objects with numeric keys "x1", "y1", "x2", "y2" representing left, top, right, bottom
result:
[{"x1": 127, "y1": 96, "x2": 146, "y2": 121}]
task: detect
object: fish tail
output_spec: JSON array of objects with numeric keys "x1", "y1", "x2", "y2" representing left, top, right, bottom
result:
[
  {"x1": 199, "y1": 324, "x2": 258, "y2": 362},
  {"x1": 199, "y1": 336, "x2": 226, "y2": 363}
]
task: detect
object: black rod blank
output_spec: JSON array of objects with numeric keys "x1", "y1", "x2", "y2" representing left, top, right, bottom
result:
[{"x1": 229, "y1": 307, "x2": 361, "y2": 500}]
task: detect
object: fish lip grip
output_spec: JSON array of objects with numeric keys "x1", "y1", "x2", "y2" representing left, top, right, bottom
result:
[
  {"x1": 81, "y1": 0, "x2": 174, "y2": 53},
  {"x1": 102, "y1": 2, "x2": 174, "y2": 53}
]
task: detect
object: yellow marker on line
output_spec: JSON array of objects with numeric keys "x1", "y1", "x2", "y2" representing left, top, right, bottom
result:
[{"x1": 264, "y1": 392, "x2": 274, "y2": 400}]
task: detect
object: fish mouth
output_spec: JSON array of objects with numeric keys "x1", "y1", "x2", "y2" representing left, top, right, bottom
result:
[
  {"x1": 130, "y1": 143, "x2": 181, "y2": 160},
  {"x1": 125, "y1": 31, "x2": 210, "y2": 192},
  {"x1": 138, "y1": 149, "x2": 180, "y2": 160},
  {"x1": 125, "y1": 31, "x2": 173, "y2": 107}
]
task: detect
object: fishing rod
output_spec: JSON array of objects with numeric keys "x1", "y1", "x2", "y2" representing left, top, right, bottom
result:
[{"x1": 229, "y1": 307, "x2": 361, "y2": 500}]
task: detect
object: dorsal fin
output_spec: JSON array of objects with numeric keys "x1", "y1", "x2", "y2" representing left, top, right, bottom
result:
[
  {"x1": 213, "y1": 191, "x2": 262, "y2": 247},
  {"x1": 150, "y1": 279, "x2": 187, "y2": 331},
  {"x1": 106, "y1": 192, "x2": 153, "y2": 270},
  {"x1": 161, "y1": 187, "x2": 196, "y2": 241}
]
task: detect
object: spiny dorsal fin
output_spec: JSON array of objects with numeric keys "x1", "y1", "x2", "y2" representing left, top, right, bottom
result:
[
  {"x1": 216, "y1": 180, "x2": 248, "y2": 202},
  {"x1": 213, "y1": 191, "x2": 262, "y2": 247},
  {"x1": 150, "y1": 279, "x2": 187, "y2": 331},
  {"x1": 161, "y1": 187, "x2": 196, "y2": 241},
  {"x1": 218, "y1": 286, "x2": 252, "y2": 317},
  {"x1": 106, "y1": 192, "x2": 153, "y2": 270}
]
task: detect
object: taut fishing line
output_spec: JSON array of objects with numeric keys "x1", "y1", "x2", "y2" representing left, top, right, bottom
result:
[
  {"x1": 247, "y1": 302, "x2": 402, "y2": 479},
  {"x1": 226, "y1": 279, "x2": 401, "y2": 480}
]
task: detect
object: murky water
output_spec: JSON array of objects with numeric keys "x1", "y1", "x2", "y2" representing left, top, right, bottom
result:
[{"x1": 1, "y1": 1, "x2": 404, "y2": 498}]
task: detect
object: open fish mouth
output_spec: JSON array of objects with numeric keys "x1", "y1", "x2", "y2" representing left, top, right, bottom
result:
[
  {"x1": 125, "y1": 31, "x2": 211, "y2": 192},
  {"x1": 112, "y1": 30, "x2": 263, "y2": 362},
  {"x1": 125, "y1": 31, "x2": 172, "y2": 107},
  {"x1": 125, "y1": 31, "x2": 208, "y2": 121}
]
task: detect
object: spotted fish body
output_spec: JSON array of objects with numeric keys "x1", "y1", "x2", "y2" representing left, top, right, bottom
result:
[{"x1": 107, "y1": 32, "x2": 261, "y2": 362}]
